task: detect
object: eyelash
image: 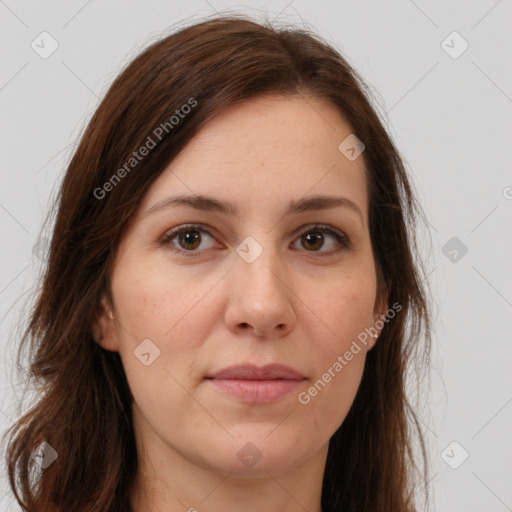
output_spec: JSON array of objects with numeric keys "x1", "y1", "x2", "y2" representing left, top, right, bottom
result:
[{"x1": 159, "y1": 223, "x2": 350, "y2": 258}]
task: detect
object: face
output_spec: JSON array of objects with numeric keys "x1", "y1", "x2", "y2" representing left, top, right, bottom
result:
[{"x1": 94, "y1": 94, "x2": 387, "y2": 479}]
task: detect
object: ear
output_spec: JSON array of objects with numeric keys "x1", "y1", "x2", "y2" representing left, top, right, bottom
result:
[
  {"x1": 91, "y1": 296, "x2": 120, "y2": 352},
  {"x1": 367, "y1": 286, "x2": 389, "y2": 351}
]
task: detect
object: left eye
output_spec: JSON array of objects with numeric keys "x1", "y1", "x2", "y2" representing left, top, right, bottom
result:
[
  {"x1": 160, "y1": 224, "x2": 349, "y2": 257},
  {"x1": 291, "y1": 226, "x2": 349, "y2": 253}
]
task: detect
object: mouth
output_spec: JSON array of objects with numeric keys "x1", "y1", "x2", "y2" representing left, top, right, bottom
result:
[{"x1": 205, "y1": 363, "x2": 306, "y2": 403}]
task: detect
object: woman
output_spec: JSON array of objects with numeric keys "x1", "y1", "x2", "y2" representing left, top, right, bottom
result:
[{"x1": 4, "y1": 14, "x2": 432, "y2": 512}]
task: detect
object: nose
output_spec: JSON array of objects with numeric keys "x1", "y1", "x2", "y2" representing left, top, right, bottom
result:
[{"x1": 224, "y1": 247, "x2": 296, "y2": 339}]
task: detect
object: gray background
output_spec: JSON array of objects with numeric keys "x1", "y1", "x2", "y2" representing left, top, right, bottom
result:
[{"x1": 1, "y1": 1, "x2": 511, "y2": 511}]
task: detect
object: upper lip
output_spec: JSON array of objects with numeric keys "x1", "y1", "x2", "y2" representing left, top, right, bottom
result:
[{"x1": 206, "y1": 363, "x2": 305, "y2": 380}]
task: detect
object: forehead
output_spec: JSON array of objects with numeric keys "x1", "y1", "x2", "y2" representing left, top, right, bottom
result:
[{"x1": 139, "y1": 94, "x2": 369, "y2": 220}]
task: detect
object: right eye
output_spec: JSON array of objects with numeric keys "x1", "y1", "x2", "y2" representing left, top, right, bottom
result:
[{"x1": 159, "y1": 224, "x2": 219, "y2": 257}]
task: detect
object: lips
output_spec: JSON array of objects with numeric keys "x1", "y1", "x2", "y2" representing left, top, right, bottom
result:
[
  {"x1": 205, "y1": 364, "x2": 306, "y2": 403},
  {"x1": 206, "y1": 363, "x2": 305, "y2": 381}
]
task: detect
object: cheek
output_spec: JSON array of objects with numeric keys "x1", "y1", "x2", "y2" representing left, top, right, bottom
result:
[
  {"x1": 108, "y1": 261, "x2": 222, "y2": 420},
  {"x1": 298, "y1": 352, "x2": 365, "y2": 430},
  {"x1": 296, "y1": 270, "x2": 376, "y2": 425},
  {"x1": 111, "y1": 261, "x2": 216, "y2": 439},
  {"x1": 312, "y1": 267, "x2": 377, "y2": 351},
  {"x1": 111, "y1": 256, "x2": 222, "y2": 351}
]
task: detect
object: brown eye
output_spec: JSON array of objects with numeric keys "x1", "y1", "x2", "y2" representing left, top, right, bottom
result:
[
  {"x1": 301, "y1": 232, "x2": 324, "y2": 251},
  {"x1": 293, "y1": 226, "x2": 349, "y2": 254},
  {"x1": 176, "y1": 229, "x2": 201, "y2": 251},
  {"x1": 161, "y1": 223, "x2": 349, "y2": 259},
  {"x1": 160, "y1": 225, "x2": 217, "y2": 256}
]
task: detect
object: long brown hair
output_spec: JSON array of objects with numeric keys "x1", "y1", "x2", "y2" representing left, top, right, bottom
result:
[{"x1": 3, "y1": 13, "x2": 432, "y2": 512}]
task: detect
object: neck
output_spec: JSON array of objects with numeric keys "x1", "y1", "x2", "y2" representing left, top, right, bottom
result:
[{"x1": 129, "y1": 412, "x2": 327, "y2": 512}]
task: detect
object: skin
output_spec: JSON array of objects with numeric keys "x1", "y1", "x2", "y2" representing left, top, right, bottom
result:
[{"x1": 93, "y1": 94, "x2": 387, "y2": 512}]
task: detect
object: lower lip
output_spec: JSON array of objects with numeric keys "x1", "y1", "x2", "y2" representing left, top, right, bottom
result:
[{"x1": 207, "y1": 378, "x2": 304, "y2": 403}]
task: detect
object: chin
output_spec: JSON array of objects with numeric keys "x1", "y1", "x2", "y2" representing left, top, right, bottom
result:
[{"x1": 199, "y1": 433, "x2": 314, "y2": 477}]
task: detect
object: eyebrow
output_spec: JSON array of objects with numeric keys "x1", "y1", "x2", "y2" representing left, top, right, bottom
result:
[{"x1": 145, "y1": 193, "x2": 364, "y2": 225}]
